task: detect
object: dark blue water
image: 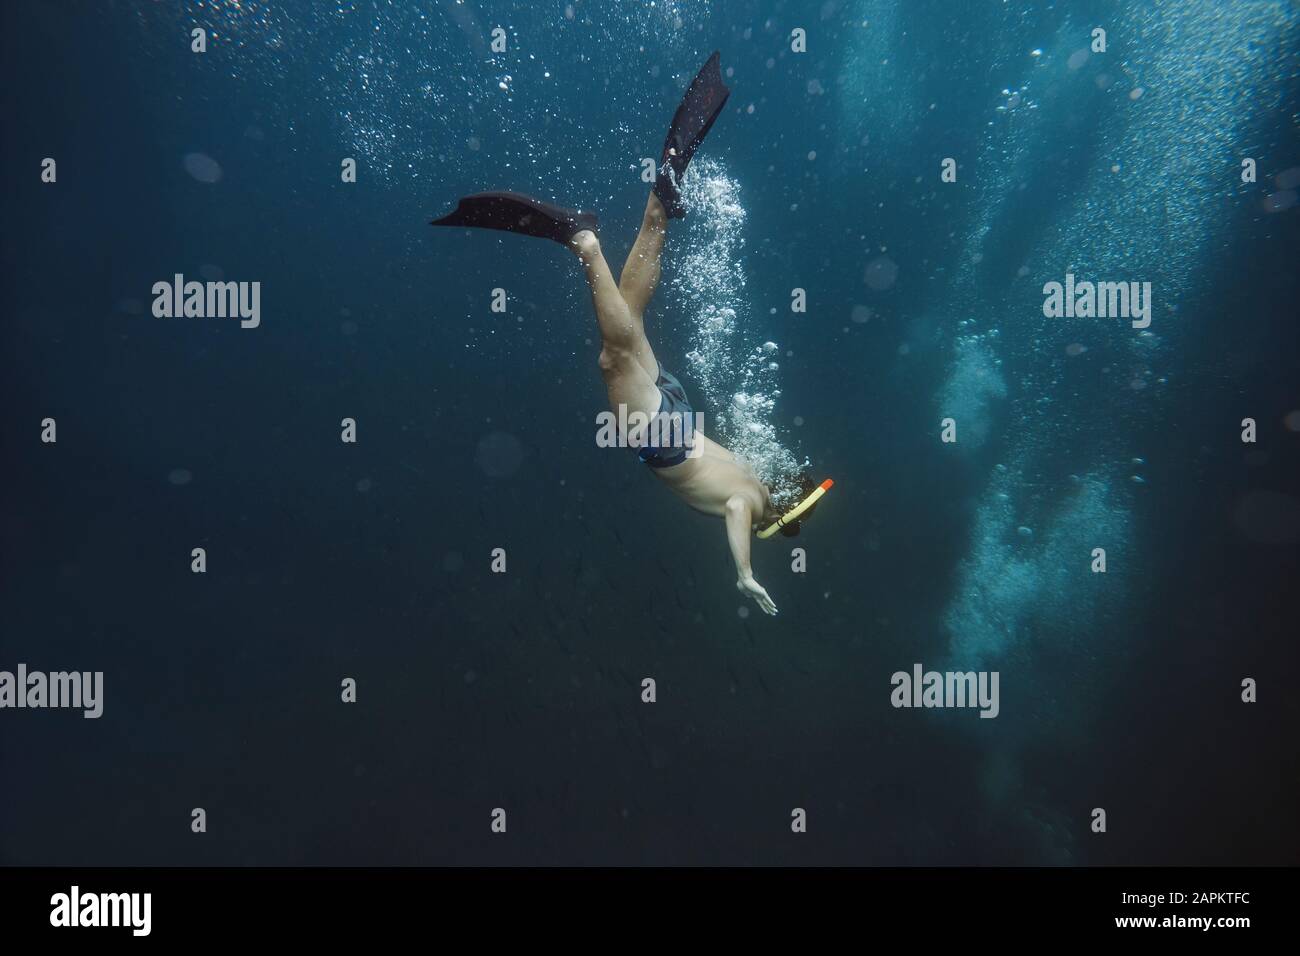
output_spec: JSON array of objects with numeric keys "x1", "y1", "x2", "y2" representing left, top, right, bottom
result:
[{"x1": 2, "y1": 0, "x2": 1297, "y2": 865}]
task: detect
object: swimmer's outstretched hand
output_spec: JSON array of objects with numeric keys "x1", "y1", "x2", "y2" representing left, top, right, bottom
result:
[{"x1": 737, "y1": 576, "x2": 778, "y2": 616}]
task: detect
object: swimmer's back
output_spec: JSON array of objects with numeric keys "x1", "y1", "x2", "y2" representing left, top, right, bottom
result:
[{"x1": 650, "y1": 433, "x2": 768, "y2": 520}]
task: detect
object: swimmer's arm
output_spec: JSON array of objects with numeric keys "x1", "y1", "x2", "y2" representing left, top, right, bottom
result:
[{"x1": 725, "y1": 495, "x2": 778, "y2": 616}]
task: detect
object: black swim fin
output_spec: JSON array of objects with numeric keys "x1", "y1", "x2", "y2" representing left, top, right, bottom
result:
[
  {"x1": 429, "y1": 191, "x2": 598, "y2": 245},
  {"x1": 654, "y1": 51, "x2": 731, "y2": 218}
]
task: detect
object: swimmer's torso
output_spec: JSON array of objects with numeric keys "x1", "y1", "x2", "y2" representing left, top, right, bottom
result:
[{"x1": 650, "y1": 431, "x2": 769, "y2": 521}]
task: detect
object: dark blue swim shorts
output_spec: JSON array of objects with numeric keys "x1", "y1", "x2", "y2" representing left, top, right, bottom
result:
[{"x1": 637, "y1": 364, "x2": 696, "y2": 469}]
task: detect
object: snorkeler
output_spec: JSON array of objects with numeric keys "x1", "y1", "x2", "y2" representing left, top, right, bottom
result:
[{"x1": 432, "y1": 52, "x2": 825, "y2": 616}]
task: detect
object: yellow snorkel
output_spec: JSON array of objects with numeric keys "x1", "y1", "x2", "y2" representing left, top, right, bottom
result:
[{"x1": 757, "y1": 478, "x2": 834, "y2": 539}]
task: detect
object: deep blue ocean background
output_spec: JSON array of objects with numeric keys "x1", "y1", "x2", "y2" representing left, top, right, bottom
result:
[{"x1": 2, "y1": 0, "x2": 1298, "y2": 865}]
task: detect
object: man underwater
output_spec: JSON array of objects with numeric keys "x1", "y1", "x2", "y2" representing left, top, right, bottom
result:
[{"x1": 432, "y1": 52, "x2": 823, "y2": 616}]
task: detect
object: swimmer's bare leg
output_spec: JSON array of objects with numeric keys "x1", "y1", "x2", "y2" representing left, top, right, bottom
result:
[
  {"x1": 617, "y1": 192, "x2": 669, "y2": 378},
  {"x1": 568, "y1": 230, "x2": 661, "y2": 417}
]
